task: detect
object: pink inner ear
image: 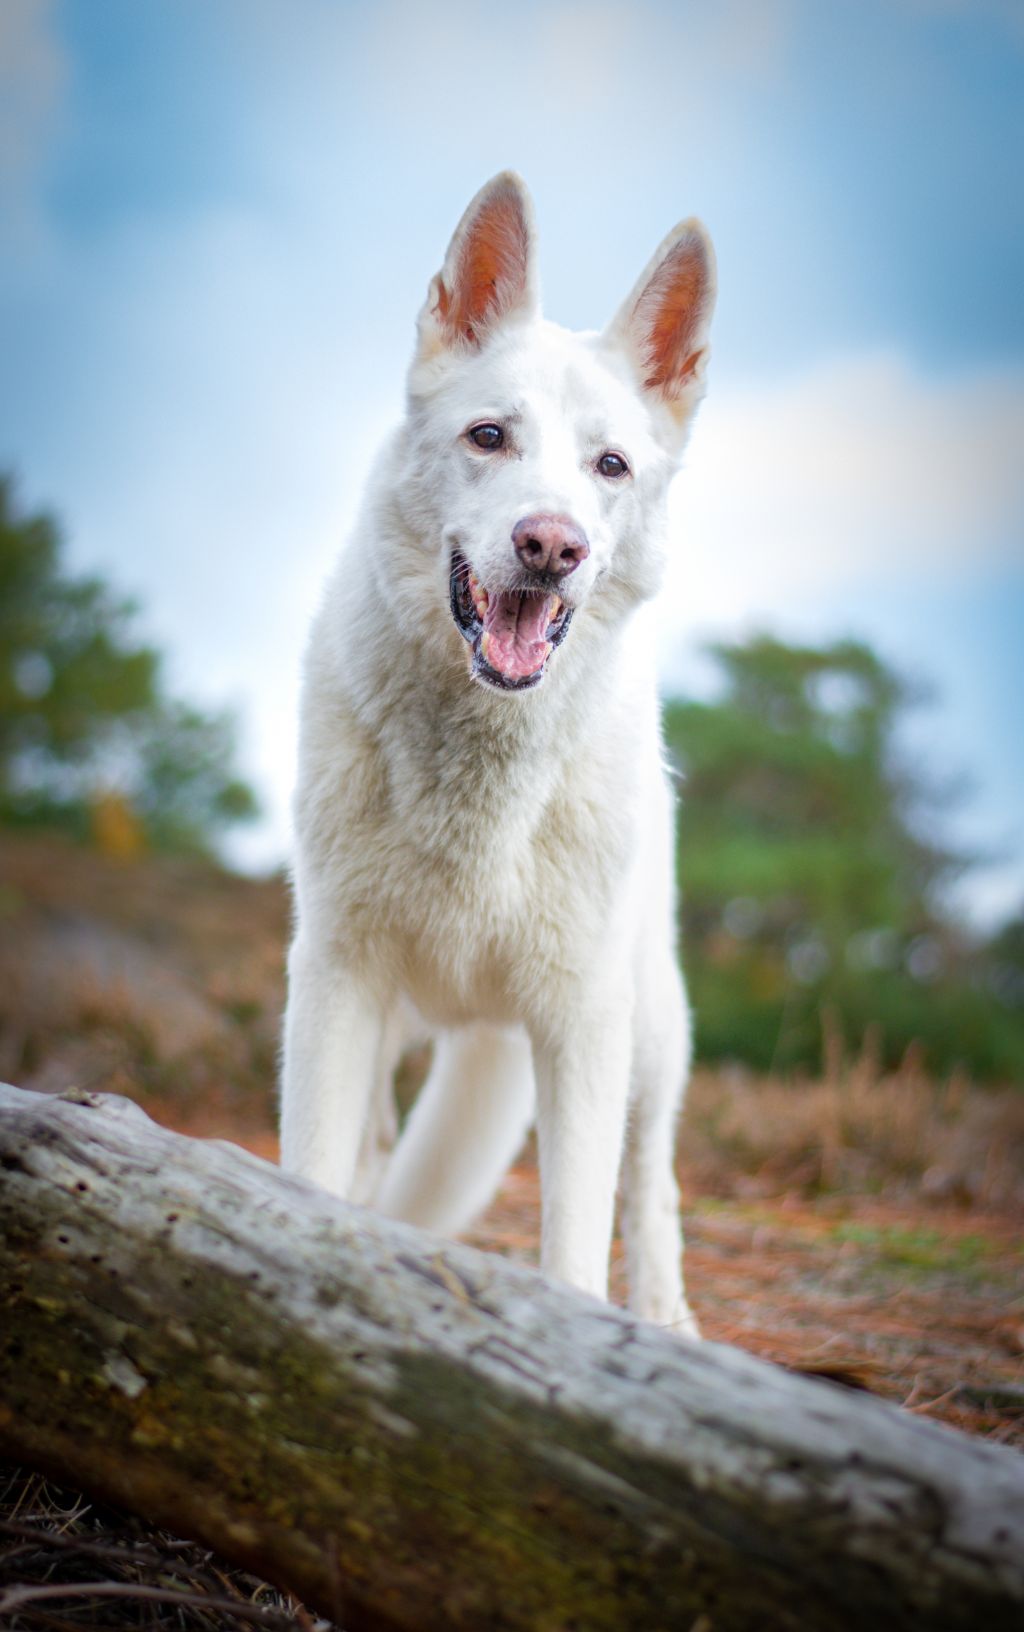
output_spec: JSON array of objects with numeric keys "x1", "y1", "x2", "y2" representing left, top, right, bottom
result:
[
  {"x1": 636, "y1": 233, "x2": 711, "y2": 397},
  {"x1": 437, "y1": 182, "x2": 531, "y2": 346}
]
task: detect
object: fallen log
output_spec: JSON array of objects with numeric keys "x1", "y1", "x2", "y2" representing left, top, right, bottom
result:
[{"x1": 0, "y1": 1082, "x2": 1021, "y2": 1632}]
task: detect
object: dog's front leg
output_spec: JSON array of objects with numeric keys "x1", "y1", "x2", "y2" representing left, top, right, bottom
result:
[
  {"x1": 279, "y1": 935, "x2": 384, "y2": 1198},
  {"x1": 532, "y1": 998, "x2": 632, "y2": 1300}
]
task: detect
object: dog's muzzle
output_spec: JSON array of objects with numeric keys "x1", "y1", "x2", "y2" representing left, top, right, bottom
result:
[{"x1": 449, "y1": 548, "x2": 574, "y2": 691}]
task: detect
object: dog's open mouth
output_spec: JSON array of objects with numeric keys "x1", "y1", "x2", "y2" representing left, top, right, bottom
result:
[{"x1": 449, "y1": 549, "x2": 574, "y2": 691}]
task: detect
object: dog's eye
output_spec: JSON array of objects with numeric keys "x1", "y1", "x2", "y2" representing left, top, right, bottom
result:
[
  {"x1": 597, "y1": 451, "x2": 629, "y2": 479},
  {"x1": 468, "y1": 423, "x2": 504, "y2": 451}
]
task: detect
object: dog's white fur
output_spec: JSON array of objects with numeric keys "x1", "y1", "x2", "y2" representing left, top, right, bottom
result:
[{"x1": 280, "y1": 173, "x2": 715, "y2": 1334}]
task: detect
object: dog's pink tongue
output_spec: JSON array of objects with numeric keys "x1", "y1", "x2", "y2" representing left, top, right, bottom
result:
[{"x1": 482, "y1": 592, "x2": 551, "y2": 681}]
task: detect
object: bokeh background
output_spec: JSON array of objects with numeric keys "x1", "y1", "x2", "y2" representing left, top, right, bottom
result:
[
  {"x1": 2, "y1": 0, "x2": 1023, "y2": 1083},
  {"x1": 1, "y1": 0, "x2": 1023, "y2": 1459}
]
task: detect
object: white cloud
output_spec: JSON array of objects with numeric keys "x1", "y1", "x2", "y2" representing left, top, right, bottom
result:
[
  {"x1": 351, "y1": 0, "x2": 798, "y2": 177},
  {"x1": 662, "y1": 350, "x2": 1024, "y2": 644}
]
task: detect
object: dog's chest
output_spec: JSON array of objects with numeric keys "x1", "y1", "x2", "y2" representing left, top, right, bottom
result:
[{"x1": 331, "y1": 740, "x2": 627, "y2": 1023}]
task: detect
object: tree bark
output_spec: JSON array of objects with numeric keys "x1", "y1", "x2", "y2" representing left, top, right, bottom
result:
[{"x1": 0, "y1": 1083, "x2": 1021, "y2": 1632}]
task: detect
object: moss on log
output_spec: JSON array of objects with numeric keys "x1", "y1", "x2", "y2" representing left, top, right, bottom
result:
[{"x1": 0, "y1": 1083, "x2": 1022, "y2": 1631}]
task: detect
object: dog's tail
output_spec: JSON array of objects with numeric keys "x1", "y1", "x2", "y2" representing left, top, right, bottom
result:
[{"x1": 373, "y1": 1023, "x2": 534, "y2": 1236}]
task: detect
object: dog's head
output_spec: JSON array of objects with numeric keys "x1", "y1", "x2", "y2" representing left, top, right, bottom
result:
[{"x1": 399, "y1": 172, "x2": 715, "y2": 693}]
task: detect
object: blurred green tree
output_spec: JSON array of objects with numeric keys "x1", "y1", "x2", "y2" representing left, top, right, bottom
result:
[
  {"x1": 0, "y1": 477, "x2": 257, "y2": 855},
  {"x1": 664, "y1": 636, "x2": 1023, "y2": 1080}
]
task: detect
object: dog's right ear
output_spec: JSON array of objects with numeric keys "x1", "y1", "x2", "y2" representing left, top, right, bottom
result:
[{"x1": 415, "y1": 173, "x2": 538, "y2": 362}]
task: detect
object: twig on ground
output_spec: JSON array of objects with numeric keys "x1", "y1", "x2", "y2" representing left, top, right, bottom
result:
[{"x1": 0, "y1": 1579, "x2": 303, "y2": 1628}]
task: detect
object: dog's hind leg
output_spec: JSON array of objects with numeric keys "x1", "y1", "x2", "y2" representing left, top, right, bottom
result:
[
  {"x1": 374, "y1": 1022, "x2": 534, "y2": 1236},
  {"x1": 348, "y1": 1000, "x2": 426, "y2": 1206},
  {"x1": 620, "y1": 959, "x2": 700, "y2": 1338}
]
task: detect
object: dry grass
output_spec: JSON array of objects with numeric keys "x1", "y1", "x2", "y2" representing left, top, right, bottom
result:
[{"x1": 680, "y1": 1060, "x2": 1024, "y2": 1210}]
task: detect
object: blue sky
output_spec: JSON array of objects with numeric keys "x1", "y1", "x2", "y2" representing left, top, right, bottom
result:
[{"x1": 1, "y1": 0, "x2": 1022, "y2": 924}]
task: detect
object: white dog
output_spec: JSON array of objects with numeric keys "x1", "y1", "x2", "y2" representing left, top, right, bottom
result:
[{"x1": 281, "y1": 173, "x2": 715, "y2": 1335}]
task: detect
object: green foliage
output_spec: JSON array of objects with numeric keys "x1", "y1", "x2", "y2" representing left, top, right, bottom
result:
[
  {"x1": 0, "y1": 477, "x2": 257, "y2": 855},
  {"x1": 664, "y1": 636, "x2": 1024, "y2": 1081}
]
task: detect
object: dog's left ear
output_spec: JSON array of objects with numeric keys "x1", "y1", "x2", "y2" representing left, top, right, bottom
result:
[
  {"x1": 415, "y1": 172, "x2": 539, "y2": 363},
  {"x1": 605, "y1": 220, "x2": 716, "y2": 432}
]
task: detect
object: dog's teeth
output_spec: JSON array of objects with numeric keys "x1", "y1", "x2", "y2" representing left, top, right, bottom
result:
[
  {"x1": 480, "y1": 630, "x2": 491, "y2": 662},
  {"x1": 549, "y1": 597, "x2": 561, "y2": 620}
]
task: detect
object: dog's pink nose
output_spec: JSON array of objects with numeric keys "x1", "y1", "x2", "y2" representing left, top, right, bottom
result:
[{"x1": 512, "y1": 514, "x2": 590, "y2": 578}]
